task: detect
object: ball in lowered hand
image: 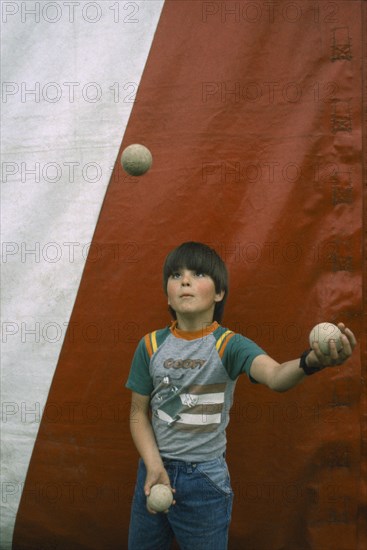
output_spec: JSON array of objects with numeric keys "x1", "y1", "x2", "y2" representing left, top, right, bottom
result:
[{"x1": 147, "y1": 484, "x2": 173, "y2": 512}]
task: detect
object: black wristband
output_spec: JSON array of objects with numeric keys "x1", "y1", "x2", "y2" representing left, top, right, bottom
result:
[{"x1": 299, "y1": 349, "x2": 324, "y2": 375}]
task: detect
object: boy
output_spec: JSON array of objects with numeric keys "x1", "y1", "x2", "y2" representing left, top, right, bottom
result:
[{"x1": 126, "y1": 241, "x2": 356, "y2": 550}]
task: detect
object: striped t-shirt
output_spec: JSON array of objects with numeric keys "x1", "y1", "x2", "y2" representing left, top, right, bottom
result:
[{"x1": 125, "y1": 321, "x2": 266, "y2": 462}]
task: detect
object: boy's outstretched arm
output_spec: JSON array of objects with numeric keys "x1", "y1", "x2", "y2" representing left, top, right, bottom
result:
[
  {"x1": 249, "y1": 323, "x2": 357, "y2": 392},
  {"x1": 130, "y1": 391, "x2": 175, "y2": 513}
]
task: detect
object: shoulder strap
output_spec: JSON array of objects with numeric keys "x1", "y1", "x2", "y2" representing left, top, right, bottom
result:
[{"x1": 215, "y1": 329, "x2": 235, "y2": 358}]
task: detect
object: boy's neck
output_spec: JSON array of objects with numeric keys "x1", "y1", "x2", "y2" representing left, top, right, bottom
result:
[{"x1": 175, "y1": 313, "x2": 216, "y2": 333}]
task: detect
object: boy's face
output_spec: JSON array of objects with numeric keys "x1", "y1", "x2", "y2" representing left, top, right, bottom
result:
[{"x1": 167, "y1": 268, "x2": 225, "y2": 324}]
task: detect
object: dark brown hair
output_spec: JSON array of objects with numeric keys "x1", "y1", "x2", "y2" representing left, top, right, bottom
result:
[{"x1": 163, "y1": 242, "x2": 228, "y2": 322}]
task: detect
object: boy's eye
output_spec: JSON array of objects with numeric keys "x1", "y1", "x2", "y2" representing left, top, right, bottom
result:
[
  {"x1": 171, "y1": 272, "x2": 181, "y2": 279},
  {"x1": 195, "y1": 272, "x2": 206, "y2": 277}
]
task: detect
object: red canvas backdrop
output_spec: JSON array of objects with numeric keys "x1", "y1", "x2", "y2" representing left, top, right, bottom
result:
[{"x1": 13, "y1": 1, "x2": 366, "y2": 549}]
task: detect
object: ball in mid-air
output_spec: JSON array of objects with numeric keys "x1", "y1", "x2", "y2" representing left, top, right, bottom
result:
[
  {"x1": 121, "y1": 144, "x2": 152, "y2": 176},
  {"x1": 309, "y1": 322, "x2": 343, "y2": 355},
  {"x1": 147, "y1": 484, "x2": 173, "y2": 513}
]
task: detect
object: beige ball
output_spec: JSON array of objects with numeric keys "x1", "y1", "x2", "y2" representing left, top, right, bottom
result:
[
  {"x1": 121, "y1": 144, "x2": 152, "y2": 176},
  {"x1": 147, "y1": 484, "x2": 173, "y2": 512},
  {"x1": 309, "y1": 322, "x2": 343, "y2": 355}
]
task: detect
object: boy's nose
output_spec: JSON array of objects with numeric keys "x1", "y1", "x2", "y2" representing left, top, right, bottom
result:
[{"x1": 181, "y1": 272, "x2": 191, "y2": 285}]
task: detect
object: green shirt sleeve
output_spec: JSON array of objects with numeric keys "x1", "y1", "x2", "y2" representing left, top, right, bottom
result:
[
  {"x1": 222, "y1": 333, "x2": 266, "y2": 382},
  {"x1": 125, "y1": 337, "x2": 153, "y2": 395}
]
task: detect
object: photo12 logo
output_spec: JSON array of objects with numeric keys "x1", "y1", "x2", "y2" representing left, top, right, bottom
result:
[
  {"x1": 1, "y1": 2, "x2": 140, "y2": 24},
  {"x1": 201, "y1": 2, "x2": 340, "y2": 25},
  {"x1": 1, "y1": 81, "x2": 138, "y2": 104}
]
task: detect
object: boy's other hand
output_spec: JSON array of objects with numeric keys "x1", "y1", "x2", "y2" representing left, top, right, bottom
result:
[
  {"x1": 144, "y1": 466, "x2": 176, "y2": 514},
  {"x1": 309, "y1": 322, "x2": 357, "y2": 368}
]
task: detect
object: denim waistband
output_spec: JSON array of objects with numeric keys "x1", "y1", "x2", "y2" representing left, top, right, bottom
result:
[{"x1": 161, "y1": 453, "x2": 226, "y2": 469}]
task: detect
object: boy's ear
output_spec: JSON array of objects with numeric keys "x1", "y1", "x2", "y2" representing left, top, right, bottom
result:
[{"x1": 214, "y1": 290, "x2": 225, "y2": 303}]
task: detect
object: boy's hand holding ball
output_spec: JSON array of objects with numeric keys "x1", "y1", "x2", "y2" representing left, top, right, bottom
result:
[
  {"x1": 147, "y1": 484, "x2": 174, "y2": 513},
  {"x1": 144, "y1": 466, "x2": 175, "y2": 514},
  {"x1": 308, "y1": 322, "x2": 356, "y2": 368},
  {"x1": 309, "y1": 322, "x2": 343, "y2": 355}
]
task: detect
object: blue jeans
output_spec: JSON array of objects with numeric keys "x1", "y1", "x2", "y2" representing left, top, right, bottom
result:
[{"x1": 128, "y1": 456, "x2": 234, "y2": 550}]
